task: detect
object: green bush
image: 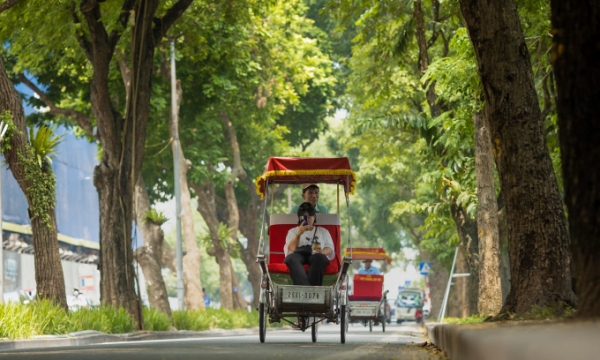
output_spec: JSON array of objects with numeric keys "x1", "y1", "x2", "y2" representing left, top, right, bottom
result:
[
  {"x1": 173, "y1": 308, "x2": 258, "y2": 331},
  {"x1": 0, "y1": 301, "x2": 259, "y2": 340},
  {"x1": 173, "y1": 309, "x2": 212, "y2": 331},
  {"x1": 443, "y1": 315, "x2": 486, "y2": 324},
  {"x1": 143, "y1": 308, "x2": 172, "y2": 331}
]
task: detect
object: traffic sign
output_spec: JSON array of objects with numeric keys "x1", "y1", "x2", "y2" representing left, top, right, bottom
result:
[{"x1": 419, "y1": 261, "x2": 432, "y2": 275}]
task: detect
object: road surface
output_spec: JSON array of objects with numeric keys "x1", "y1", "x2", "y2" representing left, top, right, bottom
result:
[{"x1": 0, "y1": 322, "x2": 446, "y2": 360}]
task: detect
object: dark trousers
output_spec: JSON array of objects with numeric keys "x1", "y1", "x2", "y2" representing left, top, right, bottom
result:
[{"x1": 284, "y1": 252, "x2": 330, "y2": 286}]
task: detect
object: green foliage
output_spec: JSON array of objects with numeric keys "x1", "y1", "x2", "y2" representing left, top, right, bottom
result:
[
  {"x1": 443, "y1": 315, "x2": 486, "y2": 324},
  {"x1": 0, "y1": 110, "x2": 17, "y2": 153},
  {"x1": 197, "y1": 222, "x2": 241, "y2": 258},
  {"x1": 27, "y1": 124, "x2": 64, "y2": 168},
  {"x1": 18, "y1": 146, "x2": 57, "y2": 228},
  {"x1": 0, "y1": 300, "x2": 136, "y2": 339},
  {"x1": 173, "y1": 308, "x2": 258, "y2": 331},
  {"x1": 142, "y1": 308, "x2": 172, "y2": 331},
  {"x1": 142, "y1": 209, "x2": 169, "y2": 226}
]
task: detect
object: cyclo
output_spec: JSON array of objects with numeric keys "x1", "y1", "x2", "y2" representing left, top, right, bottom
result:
[
  {"x1": 345, "y1": 247, "x2": 391, "y2": 332},
  {"x1": 255, "y1": 157, "x2": 356, "y2": 344}
]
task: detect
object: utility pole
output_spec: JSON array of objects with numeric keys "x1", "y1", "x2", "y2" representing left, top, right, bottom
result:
[
  {"x1": 0, "y1": 121, "x2": 8, "y2": 303},
  {"x1": 171, "y1": 40, "x2": 185, "y2": 310}
]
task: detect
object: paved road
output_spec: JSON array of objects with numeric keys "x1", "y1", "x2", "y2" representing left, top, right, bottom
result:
[{"x1": 0, "y1": 322, "x2": 445, "y2": 360}]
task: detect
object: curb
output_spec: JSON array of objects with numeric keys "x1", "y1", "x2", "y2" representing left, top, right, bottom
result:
[
  {"x1": 0, "y1": 327, "x2": 267, "y2": 351},
  {"x1": 425, "y1": 320, "x2": 600, "y2": 360}
]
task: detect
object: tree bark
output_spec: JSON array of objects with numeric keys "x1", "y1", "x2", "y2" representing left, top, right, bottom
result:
[
  {"x1": 133, "y1": 176, "x2": 172, "y2": 318},
  {"x1": 459, "y1": 0, "x2": 576, "y2": 314},
  {"x1": 473, "y1": 110, "x2": 503, "y2": 316},
  {"x1": 551, "y1": 0, "x2": 600, "y2": 317},
  {"x1": 0, "y1": 57, "x2": 67, "y2": 311},
  {"x1": 450, "y1": 205, "x2": 479, "y2": 315},
  {"x1": 78, "y1": 0, "x2": 192, "y2": 327}
]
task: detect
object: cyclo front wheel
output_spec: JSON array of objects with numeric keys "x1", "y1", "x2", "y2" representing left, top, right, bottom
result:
[{"x1": 259, "y1": 303, "x2": 267, "y2": 343}]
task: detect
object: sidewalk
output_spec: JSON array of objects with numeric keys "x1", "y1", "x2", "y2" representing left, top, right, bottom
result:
[
  {"x1": 425, "y1": 320, "x2": 600, "y2": 360},
  {"x1": 0, "y1": 328, "x2": 265, "y2": 351}
]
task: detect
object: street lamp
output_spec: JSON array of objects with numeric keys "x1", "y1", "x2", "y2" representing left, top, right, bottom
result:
[{"x1": 0, "y1": 120, "x2": 9, "y2": 303}]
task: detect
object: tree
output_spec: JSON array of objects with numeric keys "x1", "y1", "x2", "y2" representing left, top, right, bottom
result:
[
  {"x1": 0, "y1": 1, "x2": 67, "y2": 309},
  {"x1": 550, "y1": 0, "x2": 600, "y2": 318},
  {"x1": 1, "y1": 0, "x2": 193, "y2": 326},
  {"x1": 458, "y1": 0, "x2": 576, "y2": 314}
]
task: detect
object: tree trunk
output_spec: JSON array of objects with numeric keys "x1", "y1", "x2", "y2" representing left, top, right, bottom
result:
[
  {"x1": 452, "y1": 246, "x2": 477, "y2": 318},
  {"x1": 220, "y1": 110, "x2": 249, "y2": 310},
  {"x1": 238, "y1": 188, "x2": 262, "y2": 309},
  {"x1": 214, "y1": 246, "x2": 234, "y2": 310},
  {"x1": 231, "y1": 268, "x2": 247, "y2": 309},
  {"x1": 169, "y1": 78, "x2": 204, "y2": 311},
  {"x1": 450, "y1": 205, "x2": 479, "y2": 315},
  {"x1": 459, "y1": 0, "x2": 576, "y2": 314},
  {"x1": 551, "y1": 0, "x2": 600, "y2": 318},
  {"x1": 0, "y1": 57, "x2": 67, "y2": 311},
  {"x1": 191, "y1": 181, "x2": 235, "y2": 310},
  {"x1": 474, "y1": 110, "x2": 503, "y2": 316},
  {"x1": 134, "y1": 176, "x2": 172, "y2": 318},
  {"x1": 94, "y1": 165, "x2": 141, "y2": 324},
  {"x1": 497, "y1": 200, "x2": 511, "y2": 305}
]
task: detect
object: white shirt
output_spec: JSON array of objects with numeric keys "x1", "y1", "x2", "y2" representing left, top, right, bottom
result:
[{"x1": 285, "y1": 226, "x2": 335, "y2": 261}]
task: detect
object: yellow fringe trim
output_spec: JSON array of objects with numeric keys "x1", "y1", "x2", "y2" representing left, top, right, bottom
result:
[
  {"x1": 343, "y1": 250, "x2": 392, "y2": 263},
  {"x1": 255, "y1": 169, "x2": 357, "y2": 199}
]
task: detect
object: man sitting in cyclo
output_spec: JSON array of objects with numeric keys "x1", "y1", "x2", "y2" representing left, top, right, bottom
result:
[
  {"x1": 284, "y1": 202, "x2": 335, "y2": 286},
  {"x1": 290, "y1": 184, "x2": 329, "y2": 214}
]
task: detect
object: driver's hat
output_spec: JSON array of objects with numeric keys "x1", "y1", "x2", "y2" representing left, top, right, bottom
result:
[{"x1": 302, "y1": 184, "x2": 320, "y2": 192}]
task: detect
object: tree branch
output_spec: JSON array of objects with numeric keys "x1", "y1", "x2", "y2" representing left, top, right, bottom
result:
[
  {"x1": 18, "y1": 74, "x2": 96, "y2": 139},
  {"x1": 108, "y1": 0, "x2": 136, "y2": 53},
  {"x1": 71, "y1": 3, "x2": 93, "y2": 62},
  {"x1": 116, "y1": 49, "x2": 132, "y2": 112},
  {"x1": 0, "y1": 0, "x2": 20, "y2": 14},
  {"x1": 152, "y1": 0, "x2": 193, "y2": 44}
]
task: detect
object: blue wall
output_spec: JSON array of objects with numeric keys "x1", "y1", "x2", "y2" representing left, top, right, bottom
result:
[{"x1": 2, "y1": 83, "x2": 100, "y2": 244}]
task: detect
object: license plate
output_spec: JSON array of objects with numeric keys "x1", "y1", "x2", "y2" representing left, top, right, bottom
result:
[
  {"x1": 282, "y1": 289, "x2": 326, "y2": 304},
  {"x1": 353, "y1": 309, "x2": 375, "y2": 316}
]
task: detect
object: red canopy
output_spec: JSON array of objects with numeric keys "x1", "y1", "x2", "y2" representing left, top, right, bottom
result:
[
  {"x1": 344, "y1": 247, "x2": 392, "y2": 264},
  {"x1": 255, "y1": 157, "x2": 357, "y2": 199}
]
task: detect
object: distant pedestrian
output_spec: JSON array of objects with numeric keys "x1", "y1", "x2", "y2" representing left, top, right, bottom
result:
[{"x1": 203, "y1": 288, "x2": 211, "y2": 307}]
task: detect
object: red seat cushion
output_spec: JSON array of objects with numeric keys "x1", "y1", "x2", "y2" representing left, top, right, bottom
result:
[
  {"x1": 348, "y1": 294, "x2": 382, "y2": 302},
  {"x1": 268, "y1": 257, "x2": 340, "y2": 275}
]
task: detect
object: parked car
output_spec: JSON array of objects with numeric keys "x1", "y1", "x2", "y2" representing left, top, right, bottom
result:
[{"x1": 396, "y1": 289, "x2": 424, "y2": 324}]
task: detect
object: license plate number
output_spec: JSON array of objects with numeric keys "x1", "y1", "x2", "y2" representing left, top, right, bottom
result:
[
  {"x1": 283, "y1": 290, "x2": 325, "y2": 304},
  {"x1": 353, "y1": 309, "x2": 375, "y2": 316}
]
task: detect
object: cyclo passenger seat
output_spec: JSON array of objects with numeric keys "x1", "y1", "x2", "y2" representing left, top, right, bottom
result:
[
  {"x1": 267, "y1": 214, "x2": 341, "y2": 275},
  {"x1": 349, "y1": 274, "x2": 384, "y2": 301}
]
